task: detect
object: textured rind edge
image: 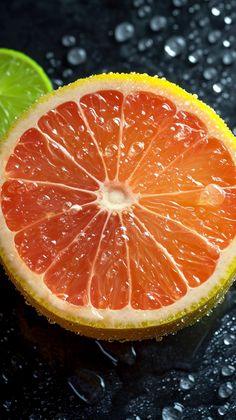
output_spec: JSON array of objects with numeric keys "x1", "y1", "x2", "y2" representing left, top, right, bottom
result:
[
  {"x1": 1, "y1": 245, "x2": 236, "y2": 340},
  {"x1": 1, "y1": 72, "x2": 236, "y2": 341}
]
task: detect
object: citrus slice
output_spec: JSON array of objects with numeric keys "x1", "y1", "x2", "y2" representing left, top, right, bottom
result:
[
  {"x1": 0, "y1": 48, "x2": 52, "y2": 139},
  {"x1": 0, "y1": 73, "x2": 236, "y2": 341}
]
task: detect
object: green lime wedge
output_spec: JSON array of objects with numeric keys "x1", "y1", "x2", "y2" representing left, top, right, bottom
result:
[{"x1": 0, "y1": 48, "x2": 52, "y2": 139}]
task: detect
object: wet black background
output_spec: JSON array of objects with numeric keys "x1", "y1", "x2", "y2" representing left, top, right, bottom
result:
[{"x1": 1, "y1": 0, "x2": 236, "y2": 419}]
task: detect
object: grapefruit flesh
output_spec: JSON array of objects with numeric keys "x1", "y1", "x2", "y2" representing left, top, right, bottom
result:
[{"x1": 0, "y1": 74, "x2": 236, "y2": 340}]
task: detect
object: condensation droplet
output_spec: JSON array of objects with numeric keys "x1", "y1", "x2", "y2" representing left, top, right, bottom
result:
[
  {"x1": 211, "y1": 7, "x2": 221, "y2": 17},
  {"x1": 218, "y1": 403, "x2": 229, "y2": 416},
  {"x1": 138, "y1": 38, "x2": 153, "y2": 51},
  {"x1": 104, "y1": 144, "x2": 118, "y2": 157},
  {"x1": 172, "y1": 0, "x2": 187, "y2": 7},
  {"x1": 223, "y1": 333, "x2": 235, "y2": 345},
  {"x1": 203, "y1": 67, "x2": 217, "y2": 80},
  {"x1": 70, "y1": 204, "x2": 82, "y2": 213},
  {"x1": 199, "y1": 184, "x2": 225, "y2": 207},
  {"x1": 67, "y1": 48, "x2": 87, "y2": 65},
  {"x1": 137, "y1": 5, "x2": 151, "y2": 18},
  {"x1": 162, "y1": 406, "x2": 182, "y2": 420},
  {"x1": 52, "y1": 78, "x2": 63, "y2": 88},
  {"x1": 222, "y1": 51, "x2": 234, "y2": 65},
  {"x1": 218, "y1": 382, "x2": 233, "y2": 399},
  {"x1": 114, "y1": 22, "x2": 135, "y2": 42},
  {"x1": 221, "y1": 365, "x2": 235, "y2": 377},
  {"x1": 179, "y1": 374, "x2": 195, "y2": 390},
  {"x1": 62, "y1": 201, "x2": 72, "y2": 211},
  {"x1": 223, "y1": 39, "x2": 231, "y2": 47},
  {"x1": 62, "y1": 68, "x2": 73, "y2": 78},
  {"x1": 128, "y1": 141, "x2": 145, "y2": 157},
  {"x1": 164, "y1": 36, "x2": 186, "y2": 58},
  {"x1": 224, "y1": 16, "x2": 232, "y2": 25},
  {"x1": 188, "y1": 50, "x2": 202, "y2": 64},
  {"x1": 212, "y1": 83, "x2": 223, "y2": 94},
  {"x1": 68, "y1": 369, "x2": 105, "y2": 404},
  {"x1": 150, "y1": 15, "x2": 167, "y2": 32},
  {"x1": 208, "y1": 30, "x2": 221, "y2": 44},
  {"x1": 61, "y1": 34, "x2": 76, "y2": 47}
]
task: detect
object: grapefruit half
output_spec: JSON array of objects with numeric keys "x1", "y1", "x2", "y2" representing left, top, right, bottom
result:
[{"x1": 0, "y1": 73, "x2": 236, "y2": 340}]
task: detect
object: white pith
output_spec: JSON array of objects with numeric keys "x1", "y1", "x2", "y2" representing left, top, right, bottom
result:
[
  {"x1": 0, "y1": 74, "x2": 236, "y2": 330},
  {"x1": 97, "y1": 183, "x2": 138, "y2": 211}
]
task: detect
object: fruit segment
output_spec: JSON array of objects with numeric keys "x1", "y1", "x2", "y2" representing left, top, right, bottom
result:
[
  {"x1": 118, "y1": 92, "x2": 176, "y2": 182},
  {"x1": 15, "y1": 205, "x2": 98, "y2": 273},
  {"x1": 80, "y1": 90, "x2": 124, "y2": 180},
  {"x1": 90, "y1": 214, "x2": 129, "y2": 309},
  {"x1": 38, "y1": 101, "x2": 106, "y2": 182},
  {"x1": 5, "y1": 128, "x2": 99, "y2": 190},
  {"x1": 44, "y1": 211, "x2": 107, "y2": 305},
  {"x1": 1, "y1": 179, "x2": 96, "y2": 231}
]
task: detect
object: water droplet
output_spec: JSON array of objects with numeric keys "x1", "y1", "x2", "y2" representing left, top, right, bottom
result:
[
  {"x1": 70, "y1": 204, "x2": 82, "y2": 213},
  {"x1": 67, "y1": 48, "x2": 87, "y2": 65},
  {"x1": 138, "y1": 38, "x2": 153, "y2": 51},
  {"x1": 128, "y1": 142, "x2": 145, "y2": 157},
  {"x1": 221, "y1": 365, "x2": 235, "y2": 377},
  {"x1": 224, "y1": 16, "x2": 232, "y2": 25},
  {"x1": 223, "y1": 39, "x2": 231, "y2": 47},
  {"x1": 188, "y1": 50, "x2": 202, "y2": 64},
  {"x1": 212, "y1": 83, "x2": 223, "y2": 94},
  {"x1": 115, "y1": 226, "x2": 129, "y2": 245},
  {"x1": 45, "y1": 51, "x2": 54, "y2": 59},
  {"x1": 223, "y1": 333, "x2": 235, "y2": 345},
  {"x1": 104, "y1": 144, "x2": 118, "y2": 157},
  {"x1": 133, "y1": 0, "x2": 144, "y2": 7},
  {"x1": 162, "y1": 406, "x2": 182, "y2": 420},
  {"x1": 137, "y1": 5, "x2": 151, "y2": 18},
  {"x1": 68, "y1": 369, "x2": 105, "y2": 404},
  {"x1": 52, "y1": 78, "x2": 64, "y2": 88},
  {"x1": 150, "y1": 15, "x2": 167, "y2": 32},
  {"x1": 208, "y1": 30, "x2": 221, "y2": 44},
  {"x1": 62, "y1": 68, "x2": 73, "y2": 78},
  {"x1": 199, "y1": 184, "x2": 225, "y2": 206},
  {"x1": 36, "y1": 194, "x2": 51, "y2": 206},
  {"x1": 49, "y1": 58, "x2": 61, "y2": 69},
  {"x1": 61, "y1": 34, "x2": 76, "y2": 47},
  {"x1": 164, "y1": 36, "x2": 186, "y2": 57},
  {"x1": 172, "y1": 0, "x2": 187, "y2": 7},
  {"x1": 62, "y1": 201, "x2": 72, "y2": 211},
  {"x1": 96, "y1": 341, "x2": 136, "y2": 365},
  {"x1": 199, "y1": 17, "x2": 209, "y2": 27},
  {"x1": 179, "y1": 374, "x2": 195, "y2": 390},
  {"x1": 222, "y1": 51, "x2": 234, "y2": 65},
  {"x1": 114, "y1": 22, "x2": 135, "y2": 42},
  {"x1": 218, "y1": 403, "x2": 229, "y2": 416},
  {"x1": 211, "y1": 7, "x2": 221, "y2": 17},
  {"x1": 203, "y1": 67, "x2": 217, "y2": 80},
  {"x1": 218, "y1": 382, "x2": 233, "y2": 399}
]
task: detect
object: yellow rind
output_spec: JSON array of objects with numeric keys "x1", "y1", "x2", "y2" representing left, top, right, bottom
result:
[{"x1": 0, "y1": 72, "x2": 236, "y2": 341}]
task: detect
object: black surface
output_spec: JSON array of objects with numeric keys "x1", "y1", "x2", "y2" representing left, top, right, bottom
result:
[{"x1": 1, "y1": 0, "x2": 236, "y2": 419}]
